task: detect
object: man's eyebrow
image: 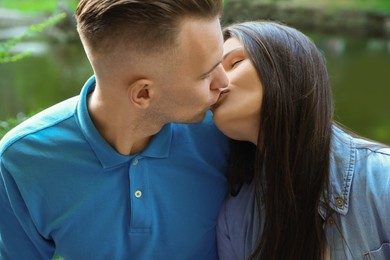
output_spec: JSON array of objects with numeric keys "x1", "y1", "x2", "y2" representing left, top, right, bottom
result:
[
  {"x1": 200, "y1": 61, "x2": 222, "y2": 78},
  {"x1": 222, "y1": 47, "x2": 244, "y2": 62}
]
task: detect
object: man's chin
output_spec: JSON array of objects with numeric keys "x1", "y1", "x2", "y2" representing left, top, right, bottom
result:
[{"x1": 176, "y1": 111, "x2": 207, "y2": 125}]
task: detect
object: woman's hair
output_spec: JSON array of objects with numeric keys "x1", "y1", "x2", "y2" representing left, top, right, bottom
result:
[
  {"x1": 224, "y1": 21, "x2": 334, "y2": 259},
  {"x1": 75, "y1": 0, "x2": 222, "y2": 54}
]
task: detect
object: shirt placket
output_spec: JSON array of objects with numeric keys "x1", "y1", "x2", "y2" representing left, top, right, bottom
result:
[{"x1": 129, "y1": 157, "x2": 151, "y2": 233}]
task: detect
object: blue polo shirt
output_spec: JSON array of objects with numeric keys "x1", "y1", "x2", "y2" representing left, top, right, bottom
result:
[{"x1": 0, "y1": 76, "x2": 229, "y2": 259}]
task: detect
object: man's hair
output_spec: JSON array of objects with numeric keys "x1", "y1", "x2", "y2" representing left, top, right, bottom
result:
[{"x1": 76, "y1": 0, "x2": 223, "y2": 54}]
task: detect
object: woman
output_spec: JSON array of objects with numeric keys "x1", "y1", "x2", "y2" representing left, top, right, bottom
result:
[{"x1": 213, "y1": 21, "x2": 390, "y2": 260}]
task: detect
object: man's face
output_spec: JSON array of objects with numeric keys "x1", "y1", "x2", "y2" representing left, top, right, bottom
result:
[{"x1": 150, "y1": 17, "x2": 228, "y2": 124}]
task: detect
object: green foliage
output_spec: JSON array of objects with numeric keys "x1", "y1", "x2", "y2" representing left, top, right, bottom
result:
[
  {"x1": 0, "y1": 109, "x2": 45, "y2": 139},
  {"x1": 1, "y1": 0, "x2": 55, "y2": 12},
  {"x1": 0, "y1": 12, "x2": 66, "y2": 64},
  {"x1": 0, "y1": 0, "x2": 78, "y2": 13},
  {"x1": 53, "y1": 252, "x2": 65, "y2": 260},
  {"x1": 0, "y1": 113, "x2": 28, "y2": 139}
]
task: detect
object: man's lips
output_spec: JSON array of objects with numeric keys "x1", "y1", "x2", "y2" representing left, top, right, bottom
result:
[
  {"x1": 211, "y1": 89, "x2": 230, "y2": 111},
  {"x1": 220, "y1": 89, "x2": 231, "y2": 96}
]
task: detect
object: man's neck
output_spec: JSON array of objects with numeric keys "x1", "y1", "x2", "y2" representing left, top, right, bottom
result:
[{"x1": 87, "y1": 90, "x2": 161, "y2": 156}]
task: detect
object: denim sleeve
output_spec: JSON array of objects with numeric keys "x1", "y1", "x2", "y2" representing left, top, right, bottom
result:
[{"x1": 0, "y1": 158, "x2": 54, "y2": 260}]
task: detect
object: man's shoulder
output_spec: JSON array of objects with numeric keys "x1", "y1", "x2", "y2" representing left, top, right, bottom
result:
[{"x1": 0, "y1": 96, "x2": 79, "y2": 155}]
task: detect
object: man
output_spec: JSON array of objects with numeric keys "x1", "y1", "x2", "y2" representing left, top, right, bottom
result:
[{"x1": 0, "y1": 1, "x2": 229, "y2": 259}]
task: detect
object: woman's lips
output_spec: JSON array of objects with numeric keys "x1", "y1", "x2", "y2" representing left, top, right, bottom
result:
[{"x1": 211, "y1": 89, "x2": 230, "y2": 111}]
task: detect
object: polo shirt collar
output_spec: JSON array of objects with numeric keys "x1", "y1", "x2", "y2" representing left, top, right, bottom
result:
[{"x1": 75, "y1": 76, "x2": 172, "y2": 168}]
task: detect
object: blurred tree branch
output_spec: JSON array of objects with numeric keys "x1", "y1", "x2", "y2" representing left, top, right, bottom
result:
[{"x1": 0, "y1": 12, "x2": 66, "y2": 63}]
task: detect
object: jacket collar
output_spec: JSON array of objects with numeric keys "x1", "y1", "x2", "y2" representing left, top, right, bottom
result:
[{"x1": 319, "y1": 126, "x2": 356, "y2": 218}]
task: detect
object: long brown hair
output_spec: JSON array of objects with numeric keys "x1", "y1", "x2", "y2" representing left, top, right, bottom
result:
[{"x1": 224, "y1": 21, "x2": 333, "y2": 259}]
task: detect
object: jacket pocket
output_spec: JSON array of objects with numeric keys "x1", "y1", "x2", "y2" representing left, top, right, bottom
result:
[{"x1": 364, "y1": 243, "x2": 390, "y2": 260}]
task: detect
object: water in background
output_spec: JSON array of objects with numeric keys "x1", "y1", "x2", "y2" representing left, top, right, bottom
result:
[
  {"x1": 0, "y1": 35, "x2": 389, "y2": 144},
  {"x1": 314, "y1": 34, "x2": 390, "y2": 144},
  {"x1": 0, "y1": 41, "x2": 92, "y2": 119}
]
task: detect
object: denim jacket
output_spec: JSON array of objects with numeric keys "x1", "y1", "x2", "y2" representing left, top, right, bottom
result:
[
  {"x1": 319, "y1": 126, "x2": 390, "y2": 259},
  {"x1": 217, "y1": 126, "x2": 390, "y2": 260}
]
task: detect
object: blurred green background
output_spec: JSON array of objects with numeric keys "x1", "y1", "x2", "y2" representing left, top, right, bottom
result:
[{"x1": 0, "y1": 0, "x2": 389, "y2": 145}]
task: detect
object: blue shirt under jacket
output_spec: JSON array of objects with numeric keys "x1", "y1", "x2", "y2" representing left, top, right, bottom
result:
[
  {"x1": 217, "y1": 126, "x2": 390, "y2": 260},
  {"x1": 0, "y1": 76, "x2": 229, "y2": 260}
]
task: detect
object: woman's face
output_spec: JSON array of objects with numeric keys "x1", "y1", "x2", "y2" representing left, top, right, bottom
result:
[{"x1": 212, "y1": 37, "x2": 264, "y2": 144}]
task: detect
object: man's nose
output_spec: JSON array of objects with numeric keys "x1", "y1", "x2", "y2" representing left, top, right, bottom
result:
[{"x1": 210, "y1": 64, "x2": 229, "y2": 90}]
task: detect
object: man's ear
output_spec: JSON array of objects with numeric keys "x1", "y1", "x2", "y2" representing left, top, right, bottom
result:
[{"x1": 128, "y1": 79, "x2": 154, "y2": 109}]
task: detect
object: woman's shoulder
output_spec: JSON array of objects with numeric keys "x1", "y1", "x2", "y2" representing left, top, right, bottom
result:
[
  {"x1": 221, "y1": 183, "x2": 256, "y2": 215},
  {"x1": 332, "y1": 125, "x2": 390, "y2": 172},
  {"x1": 218, "y1": 182, "x2": 258, "y2": 236},
  {"x1": 329, "y1": 126, "x2": 390, "y2": 214},
  {"x1": 217, "y1": 182, "x2": 260, "y2": 259},
  {"x1": 353, "y1": 143, "x2": 390, "y2": 193}
]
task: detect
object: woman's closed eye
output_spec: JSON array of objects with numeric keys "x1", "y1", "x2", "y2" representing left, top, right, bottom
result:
[{"x1": 231, "y1": 59, "x2": 244, "y2": 68}]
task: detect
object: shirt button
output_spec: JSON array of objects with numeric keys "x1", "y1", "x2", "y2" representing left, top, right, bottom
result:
[
  {"x1": 134, "y1": 190, "x2": 142, "y2": 198},
  {"x1": 132, "y1": 159, "x2": 139, "y2": 166},
  {"x1": 335, "y1": 197, "x2": 344, "y2": 207},
  {"x1": 328, "y1": 217, "x2": 335, "y2": 225}
]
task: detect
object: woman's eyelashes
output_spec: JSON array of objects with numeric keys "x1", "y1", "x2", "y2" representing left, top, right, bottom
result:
[
  {"x1": 231, "y1": 59, "x2": 244, "y2": 68},
  {"x1": 222, "y1": 51, "x2": 245, "y2": 71}
]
